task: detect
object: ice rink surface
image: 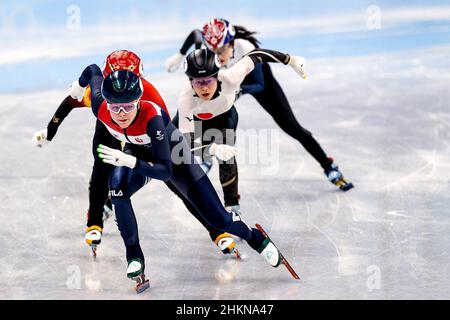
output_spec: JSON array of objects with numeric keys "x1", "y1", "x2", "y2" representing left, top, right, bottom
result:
[{"x1": 1, "y1": 46, "x2": 450, "y2": 300}]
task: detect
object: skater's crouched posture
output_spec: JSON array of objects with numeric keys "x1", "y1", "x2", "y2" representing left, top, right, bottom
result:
[
  {"x1": 32, "y1": 50, "x2": 168, "y2": 256},
  {"x1": 70, "y1": 64, "x2": 285, "y2": 292}
]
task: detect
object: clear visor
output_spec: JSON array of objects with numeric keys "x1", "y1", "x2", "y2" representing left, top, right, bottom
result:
[{"x1": 107, "y1": 101, "x2": 138, "y2": 114}]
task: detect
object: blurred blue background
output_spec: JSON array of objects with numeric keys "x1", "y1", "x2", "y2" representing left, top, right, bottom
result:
[{"x1": 0, "y1": 0, "x2": 449, "y2": 93}]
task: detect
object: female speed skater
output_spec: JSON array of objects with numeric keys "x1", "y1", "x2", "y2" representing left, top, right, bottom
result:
[
  {"x1": 68, "y1": 65, "x2": 298, "y2": 292},
  {"x1": 165, "y1": 18, "x2": 354, "y2": 191},
  {"x1": 32, "y1": 50, "x2": 240, "y2": 259},
  {"x1": 172, "y1": 47, "x2": 309, "y2": 217},
  {"x1": 32, "y1": 50, "x2": 163, "y2": 256}
]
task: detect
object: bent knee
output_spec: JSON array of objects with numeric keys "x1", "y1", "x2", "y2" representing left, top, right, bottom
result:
[{"x1": 109, "y1": 167, "x2": 131, "y2": 199}]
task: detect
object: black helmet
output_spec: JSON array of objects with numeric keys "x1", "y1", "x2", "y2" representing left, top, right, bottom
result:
[
  {"x1": 184, "y1": 49, "x2": 221, "y2": 79},
  {"x1": 101, "y1": 70, "x2": 143, "y2": 103}
]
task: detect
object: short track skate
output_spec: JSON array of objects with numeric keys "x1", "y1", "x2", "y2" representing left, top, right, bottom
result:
[{"x1": 256, "y1": 224, "x2": 300, "y2": 280}]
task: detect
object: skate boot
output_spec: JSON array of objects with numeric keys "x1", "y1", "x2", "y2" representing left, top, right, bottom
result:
[
  {"x1": 257, "y1": 238, "x2": 282, "y2": 267},
  {"x1": 85, "y1": 225, "x2": 102, "y2": 258},
  {"x1": 127, "y1": 258, "x2": 150, "y2": 293},
  {"x1": 102, "y1": 197, "x2": 114, "y2": 221},
  {"x1": 255, "y1": 224, "x2": 300, "y2": 280},
  {"x1": 324, "y1": 158, "x2": 354, "y2": 191},
  {"x1": 214, "y1": 233, "x2": 241, "y2": 259}
]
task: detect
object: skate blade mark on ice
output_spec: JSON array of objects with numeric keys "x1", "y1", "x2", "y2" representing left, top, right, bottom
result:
[{"x1": 255, "y1": 224, "x2": 300, "y2": 280}]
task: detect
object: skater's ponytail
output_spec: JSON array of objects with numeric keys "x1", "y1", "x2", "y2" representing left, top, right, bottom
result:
[{"x1": 233, "y1": 25, "x2": 260, "y2": 48}]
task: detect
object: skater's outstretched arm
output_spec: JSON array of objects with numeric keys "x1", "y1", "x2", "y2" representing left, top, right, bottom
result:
[
  {"x1": 45, "y1": 96, "x2": 85, "y2": 141},
  {"x1": 180, "y1": 29, "x2": 204, "y2": 54},
  {"x1": 166, "y1": 29, "x2": 203, "y2": 73},
  {"x1": 79, "y1": 64, "x2": 104, "y2": 115},
  {"x1": 69, "y1": 64, "x2": 104, "y2": 116},
  {"x1": 220, "y1": 48, "x2": 307, "y2": 88},
  {"x1": 247, "y1": 49, "x2": 307, "y2": 79},
  {"x1": 246, "y1": 48, "x2": 291, "y2": 64},
  {"x1": 32, "y1": 95, "x2": 85, "y2": 147}
]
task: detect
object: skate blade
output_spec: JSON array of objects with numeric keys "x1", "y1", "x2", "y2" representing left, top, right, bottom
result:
[
  {"x1": 280, "y1": 257, "x2": 300, "y2": 280},
  {"x1": 232, "y1": 248, "x2": 242, "y2": 260},
  {"x1": 336, "y1": 179, "x2": 354, "y2": 191},
  {"x1": 135, "y1": 280, "x2": 150, "y2": 293},
  {"x1": 134, "y1": 275, "x2": 150, "y2": 294},
  {"x1": 255, "y1": 224, "x2": 300, "y2": 280},
  {"x1": 90, "y1": 245, "x2": 97, "y2": 259}
]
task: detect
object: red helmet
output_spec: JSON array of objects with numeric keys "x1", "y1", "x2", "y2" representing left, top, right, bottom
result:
[
  {"x1": 102, "y1": 50, "x2": 144, "y2": 77},
  {"x1": 202, "y1": 18, "x2": 235, "y2": 50}
]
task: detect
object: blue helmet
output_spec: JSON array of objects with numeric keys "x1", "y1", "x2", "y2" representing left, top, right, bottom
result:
[{"x1": 101, "y1": 70, "x2": 143, "y2": 103}]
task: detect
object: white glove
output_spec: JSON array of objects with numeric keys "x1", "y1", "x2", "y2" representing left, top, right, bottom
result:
[
  {"x1": 209, "y1": 143, "x2": 236, "y2": 161},
  {"x1": 97, "y1": 144, "x2": 137, "y2": 169},
  {"x1": 68, "y1": 80, "x2": 86, "y2": 102},
  {"x1": 165, "y1": 52, "x2": 185, "y2": 73},
  {"x1": 288, "y1": 55, "x2": 307, "y2": 79},
  {"x1": 32, "y1": 128, "x2": 49, "y2": 148}
]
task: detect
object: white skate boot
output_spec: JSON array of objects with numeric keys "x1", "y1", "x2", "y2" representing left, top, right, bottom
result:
[
  {"x1": 85, "y1": 225, "x2": 102, "y2": 258},
  {"x1": 258, "y1": 238, "x2": 282, "y2": 267},
  {"x1": 127, "y1": 258, "x2": 149, "y2": 293},
  {"x1": 255, "y1": 224, "x2": 300, "y2": 280},
  {"x1": 214, "y1": 233, "x2": 241, "y2": 259}
]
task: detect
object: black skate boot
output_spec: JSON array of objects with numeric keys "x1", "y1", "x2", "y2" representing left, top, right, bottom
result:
[{"x1": 324, "y1": 158, "x2": 354, "y2": 191}]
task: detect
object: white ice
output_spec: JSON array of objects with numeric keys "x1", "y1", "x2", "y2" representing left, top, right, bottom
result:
[{"x1": 1, "y1": 46, "x2": 450, "y2": 299}]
